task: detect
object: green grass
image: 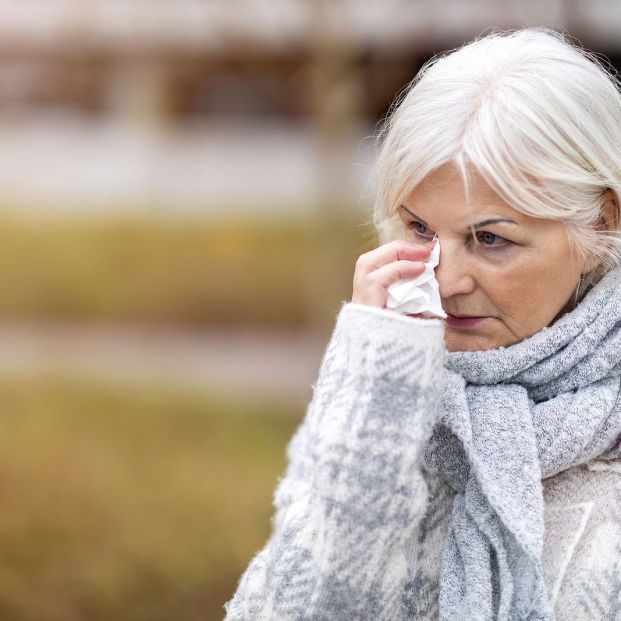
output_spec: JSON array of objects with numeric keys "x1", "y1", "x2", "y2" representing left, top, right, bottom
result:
[
  {"x1": 0, "y1": 211, "x2": 377, "y2": 329},
  {"x1": 0, "y1": 373, "x2": 301, "y2": 621}
]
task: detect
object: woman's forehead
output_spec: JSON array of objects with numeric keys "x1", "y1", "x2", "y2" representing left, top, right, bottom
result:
[{"x1": 405, "y1": 167, "x2": 515, "y2": 213}]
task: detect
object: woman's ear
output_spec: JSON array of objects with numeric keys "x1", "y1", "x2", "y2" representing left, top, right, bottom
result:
[
  {"x1": 597, "y1": 189, "x2": 619, "y2": 232},
  {"x1": 582, "y1": 189, "x2": 619, "y2": 274}
]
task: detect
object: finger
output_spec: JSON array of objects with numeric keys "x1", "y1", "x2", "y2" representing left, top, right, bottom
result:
[
  {"x1": 367, "y1": 259, "x2": 427, "y2": 293},
  {"x1": 353, "y1": 259, "x2": 427, "y2": 307},
  {"x1": 361, "y1": 239, "x2": 435, "y2": 271},
  {"x1": 356, "y1": 239, "x2": 435, "y2": 277}
]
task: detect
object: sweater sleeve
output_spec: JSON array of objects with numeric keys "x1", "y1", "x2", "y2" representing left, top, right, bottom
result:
[{"x1": 223, "y1": 301, "x2": 447, "y2": 621}]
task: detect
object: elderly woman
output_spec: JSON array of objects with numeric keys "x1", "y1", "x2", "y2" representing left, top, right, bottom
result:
[{"x1": 224, "y1": 27, "x2": 621, "y2": 620}]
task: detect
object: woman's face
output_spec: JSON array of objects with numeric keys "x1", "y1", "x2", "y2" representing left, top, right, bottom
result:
[{"x1": 399, "y1": 164, "x2": 587, "y2": 352}]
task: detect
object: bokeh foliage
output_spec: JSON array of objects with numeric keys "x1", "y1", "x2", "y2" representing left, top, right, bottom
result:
[
  {"x1": 0, "y1": 373, "x2": 300, "y2": 621},
  {"x1": 0, "y1": 212, "x2": 377, "y2": 329},
  {"x1": 0, "y1": 210, "x2": 379, "y2": 619}
]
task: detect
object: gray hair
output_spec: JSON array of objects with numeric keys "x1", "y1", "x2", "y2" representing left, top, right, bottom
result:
[{"x1": 373, "y1": 26, "x2": 621, "y2": 305}]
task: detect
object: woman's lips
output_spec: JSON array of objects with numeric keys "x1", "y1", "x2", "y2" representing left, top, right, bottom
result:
[{"x1": 444, "y1": 313, "x2": 489, "y2": 328}]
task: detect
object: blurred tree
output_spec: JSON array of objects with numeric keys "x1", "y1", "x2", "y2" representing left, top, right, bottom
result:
[{"x1": 306, "y1": 0, "x2": 368, "y2": 334}]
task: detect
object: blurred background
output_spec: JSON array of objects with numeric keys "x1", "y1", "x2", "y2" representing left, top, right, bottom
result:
[{"x1": 1, "y1": 1, "x2": 621, "y2": 619}]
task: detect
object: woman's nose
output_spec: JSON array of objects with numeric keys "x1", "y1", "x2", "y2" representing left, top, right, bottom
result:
[{"x1": 434, "y1": 240, "x2": 476, "y2": 298}]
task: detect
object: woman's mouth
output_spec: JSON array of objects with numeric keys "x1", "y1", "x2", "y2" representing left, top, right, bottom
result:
[{"x1": 445, "y1": 313, "x2": 489, "y2": 328}]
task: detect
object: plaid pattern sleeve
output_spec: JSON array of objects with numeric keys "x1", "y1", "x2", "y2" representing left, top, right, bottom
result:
[{"x1": 223, "y1": 302, "x2": 446, "y2": 621}]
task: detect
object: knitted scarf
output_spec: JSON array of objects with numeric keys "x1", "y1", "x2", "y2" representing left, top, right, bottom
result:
[{"x1": 423, "y1": 264, "x2": 621, "y2": 620}]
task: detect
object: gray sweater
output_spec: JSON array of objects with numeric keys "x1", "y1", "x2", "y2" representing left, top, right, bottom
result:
[{"x1": 223, "y1": 302, "x2": 621, "y2": 620}]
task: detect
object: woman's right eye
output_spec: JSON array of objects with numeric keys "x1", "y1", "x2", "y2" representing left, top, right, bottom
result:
[{"x1": 406, "y1": 220, "x2": 435, "y2": 239}]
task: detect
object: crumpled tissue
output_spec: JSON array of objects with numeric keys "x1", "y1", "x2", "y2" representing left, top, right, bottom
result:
[{"x1": 385, "y1": 237, "x2": 447, "y2": 318}]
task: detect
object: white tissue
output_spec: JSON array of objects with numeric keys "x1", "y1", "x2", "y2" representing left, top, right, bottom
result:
[{"x1": 385, "y1": 238, "x2": 447, "y2": 318}]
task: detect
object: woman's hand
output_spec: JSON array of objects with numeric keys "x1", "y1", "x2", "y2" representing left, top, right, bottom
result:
[{"x1": 351, "y1": 239, "x2": 436, "y2": 309}]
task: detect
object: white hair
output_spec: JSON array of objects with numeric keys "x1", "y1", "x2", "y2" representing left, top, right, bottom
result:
[{"x1": 372, "y1": 26, "x2": 621, "y2": 305}]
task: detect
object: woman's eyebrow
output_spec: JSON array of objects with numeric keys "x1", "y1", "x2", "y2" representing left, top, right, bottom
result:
[{"x1": 399, "y1": 205, "x2": 518, "y2": 230}]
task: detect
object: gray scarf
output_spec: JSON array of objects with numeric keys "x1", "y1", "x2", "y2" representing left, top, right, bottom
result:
[{"x1": 423, "y1": 264, "x2": 621, "y2": 620}]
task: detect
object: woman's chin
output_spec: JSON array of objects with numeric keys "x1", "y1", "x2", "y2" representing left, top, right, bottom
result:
[{"x1": 444, "y1": 330, "x2": 499, "y2": 352}]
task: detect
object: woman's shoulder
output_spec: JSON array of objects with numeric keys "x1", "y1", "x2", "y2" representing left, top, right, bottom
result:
[{"x1": 542, "y1": 459, "x2": 621, "y2": 620}]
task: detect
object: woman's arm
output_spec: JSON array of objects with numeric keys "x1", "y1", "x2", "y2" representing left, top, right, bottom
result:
[{"x1": 223, "y1": 301, "x2": 446, "y2": 621}]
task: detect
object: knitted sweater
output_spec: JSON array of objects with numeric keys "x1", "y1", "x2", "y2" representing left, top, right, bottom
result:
[{"x1": 223, "y1": 302, "x2": 621, "y2": 621}]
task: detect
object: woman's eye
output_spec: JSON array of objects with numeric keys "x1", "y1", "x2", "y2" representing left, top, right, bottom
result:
[
  {"x1": 475, "y1": 231, "x2": 506, "y2": 246},
  {"x1": 406, "y1": 220, "x2": 434, "y2": 239}
]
